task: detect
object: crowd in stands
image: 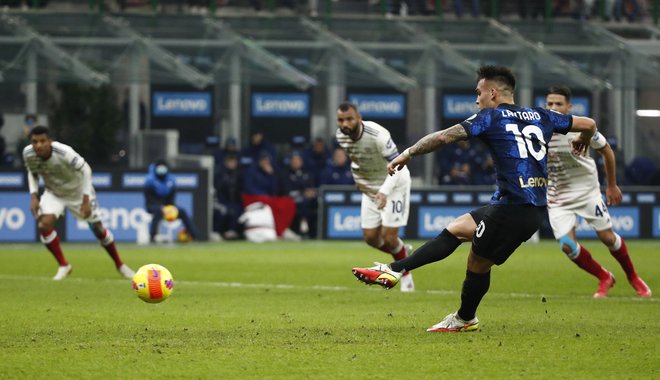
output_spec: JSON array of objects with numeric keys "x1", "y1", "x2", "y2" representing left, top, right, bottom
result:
[
  {"x1": 210, "y1": 132, "x2": 354, "y2": 241},
  {"x1": 0, "y1": 0, "x2": 651, "y2": 23}
]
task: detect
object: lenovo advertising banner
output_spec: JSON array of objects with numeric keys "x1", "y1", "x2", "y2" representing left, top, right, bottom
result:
[
  {"x1": 347, "y1": 91, "x2": 407, "y2": 146},
  {"x1": 151, "y1": 85, "x2": 214, "y2": 143},
  {"x1": 319, "y1": 186, "x2": 659, "y2": 240},
  {"x1": 534, "y1": 95, "x2": 590, "y2": 116},
  {"x1": 249, "y1": 88, "x2": 311, "y2": 144},
  {"x1": 0, "y1": 169, "x2": 209, "y2": 242}
]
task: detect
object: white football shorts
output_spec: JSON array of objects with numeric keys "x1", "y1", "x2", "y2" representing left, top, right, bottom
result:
[
  {"x1": 548, "y1": 192, "x2": 612, "y2": 238},
  {"x1": 39, "y1": 190, "x2": 102, "y2": 223},
  {"x1": 360, "y1": 187, "x2": 410, "y2": 229}
]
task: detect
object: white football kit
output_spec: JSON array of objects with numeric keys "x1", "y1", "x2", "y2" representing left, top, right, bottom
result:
[
  {"x1": 547, "y1": 131, "x2": 611, "y2": 237},
  {"x1": 23, "y1": 141, "x2": 101, "y2": 222},
  {"x1": 336, "y1": 121, "x2": 411, "y2": 229}
]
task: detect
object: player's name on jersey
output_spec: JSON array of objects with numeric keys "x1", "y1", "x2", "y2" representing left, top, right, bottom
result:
[
  {"x1": 519, "y1": 176, "x2": 547, "y2": 188},
  {"x1": 500, "y1": 109, "x2": 541, "y2": 120}
]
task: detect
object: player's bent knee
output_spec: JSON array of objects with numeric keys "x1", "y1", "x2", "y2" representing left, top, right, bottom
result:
[
  {"x1": 467, "y1": 251, "x2": 493, "y2": 273},
  {"x1": 558, "y1": 234, "x2": 579, "y2": 258},
  {"x1": 447, "y1": 214, "x2": 477, "y2": 242},
  {"x1": 597, "y1": 229, "x2": 617, "y2": 247}
]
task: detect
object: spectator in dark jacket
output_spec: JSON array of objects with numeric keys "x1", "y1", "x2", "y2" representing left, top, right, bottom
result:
[
  {"x1": 302, "y1": 137, "x2": 331, "y2": 185},
  {"x1": 213, "y1": 153, "x2": 243, "y2": 239},
  {"x1": 280, "y1": 151, "x2": 317, "y2": 237},
  {"x1": 144, "y1": 160, "x2": 198, "y2": 242},
  {"x1": 242, "y1": 151, "x2": 297, "y2": 239},
  {"x1": 319, "y1": 147, "x2": 354, "y2": 186},
  {"x1": 240, "y1": 131, "x2": 277, "y2": 168},
  {"x1": 243, "y1": 151, "x2": 278, "y2": 196}
]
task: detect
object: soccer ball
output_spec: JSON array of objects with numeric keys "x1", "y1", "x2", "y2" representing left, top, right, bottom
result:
[
  {"x1": 162, "y1": 205, "x2": 179, "y2": 222},
  {"x1": 132, "y1": 264, "x2": 174, "y2": 303}
]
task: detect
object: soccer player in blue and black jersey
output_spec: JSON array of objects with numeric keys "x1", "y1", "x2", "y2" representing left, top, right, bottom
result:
[{"x1": 352, "y1": 65, "x2": 597, "y2": 332}]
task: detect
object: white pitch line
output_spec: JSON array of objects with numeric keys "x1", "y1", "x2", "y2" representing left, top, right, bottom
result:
[{"x1": 0, "y1": 274, "x2": 655, "y2": 302}]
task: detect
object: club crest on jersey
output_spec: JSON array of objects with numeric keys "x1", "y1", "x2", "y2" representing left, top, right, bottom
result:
[{"x1": 519, "y1": 176, "x2": 547, "y2": 188}]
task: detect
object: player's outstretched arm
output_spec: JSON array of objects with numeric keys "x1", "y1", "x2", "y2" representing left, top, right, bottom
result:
[
  {"x1": 387, "y1": 124, "x2": 468, "y2": 175},
  {"x1": 570, "y1": 116, "x2": 596, "y2": 155},
  {"x1": 597, "y1": 143, "x2": 622, "y2": 206}
]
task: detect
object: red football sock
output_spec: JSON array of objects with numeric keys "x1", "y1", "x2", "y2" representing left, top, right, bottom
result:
[
  {"x1": 609, "y1": 237, "x2": 637, "y2": 281},
  {"x1": 376, "y1": 239, "x2": 406, "y2": 260},
  {"x1": 573, "y1": 245, "x2": 609, "y2": 280},
  {"x1": 41, "y1": 229, "x2": 68, "y2": 266},
  {"x1": 98, "y1": 229, "x2": 123, "y2": 268},
  {"x1": 391, "y1": 244, "x2": 407, "y2": 261}
]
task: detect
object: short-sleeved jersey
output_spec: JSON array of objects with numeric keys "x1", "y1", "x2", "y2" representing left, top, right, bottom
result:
[
  {"x1": 461, "y1": 104, "x2": 572, "y2": 206},
  {"x1": 547, "y1": 131, "x2": 607, "y2": 207},
  {"x1": 336, "y1": 121, "x2": 410, "y2": 196},
  {"x1": 23, "y1": 141, "x2": 91, "y2": 198}
]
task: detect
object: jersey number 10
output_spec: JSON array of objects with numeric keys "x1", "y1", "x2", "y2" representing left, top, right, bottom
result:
[{"x1": 506, "y1": 124, "x2": 547, "y2": 161}]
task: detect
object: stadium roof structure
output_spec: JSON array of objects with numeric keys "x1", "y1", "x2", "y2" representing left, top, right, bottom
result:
[
  {"x1": 1, "y1": 12, "x2": 659, "y2": 163},
  {"x1": 1, "y1": 12, "x2": 658, "y2": 90}
]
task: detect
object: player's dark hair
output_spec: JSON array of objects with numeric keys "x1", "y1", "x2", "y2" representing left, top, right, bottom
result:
[
  {"x1": 548, "y1": 85, "x2": 572, "y2": 102},
  {"x1": 338, "y1": 102, "x2": 359, "y2": 113},
  {"x1": 477, "y1": 65, "x2": 516, "y2": 93},
  {"x1": 29, "y1": 125, "x2": 51, "y2": 138}
]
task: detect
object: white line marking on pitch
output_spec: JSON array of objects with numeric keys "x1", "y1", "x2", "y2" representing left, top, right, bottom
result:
[{"x1": 0, "y1": 274, "x2": 655, "y2": 302}]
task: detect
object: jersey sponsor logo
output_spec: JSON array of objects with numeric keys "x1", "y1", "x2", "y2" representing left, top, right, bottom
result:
[
  {"x1": 519, "y1": 176, "x2": 548, "y2": 188},
  {"x1": 575, "y1": 207, "x2": 639, "y2": 238},
  {"x1": 251, "y1": 93, "x2": 309, "y2": 118},
  {"x1": 348, "y1": 94, "x2": 405, "y2": 119},
  {"x1": 418, "y1": 206, "x2": 473, "y2": 238},
  {"x1": 153, "y1": 92, "x2": 212, "y2": 117}
]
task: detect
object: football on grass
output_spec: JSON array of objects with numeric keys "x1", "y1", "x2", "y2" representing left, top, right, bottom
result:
[{"x1": 132, "y1": 264, "x2": 174, "y2": 303}]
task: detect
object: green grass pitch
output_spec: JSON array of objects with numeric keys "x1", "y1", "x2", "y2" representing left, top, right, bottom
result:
[{"x1": 0, "y1": 240, "x2": 658, "y2": 379}]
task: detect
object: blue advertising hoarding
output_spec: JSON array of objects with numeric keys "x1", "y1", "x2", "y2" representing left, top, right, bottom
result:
[
  {"x1": 418, "y1": 206, "x2": 475, "y2": 238},
  {"x1": 252, "y1": 93, "x2": 310, "y2": 118},
  {"x1": 443, "y1": 95, "x2": 479, "y2": 119},
  {"x1": 327, "y1": 206, "x2": 362, "y2": 238},
  {"x1": 348, "y1": 94, "x2": 405, "y2": 119},
  {"x1": 575, "y1": 207, "x2": 640, "y2": 238},
  {"x1": 66, "y1": 192, "x2": 193, "y2": 242},
  {"x1": 0, "y1": 193, "x2": 36, "y2": 241},
  {"x1": 0, "y1": 173, "x2": 24, "y2": 188},
  {"x1": 152, "y1": 92, "x2": 212, "y2": 117},
  {"x1": 653, "y1": 207, "x2": 660, "y2": 238},
  {"x1": 534, "y1": 96, "x2": 590, "y2": 116}
]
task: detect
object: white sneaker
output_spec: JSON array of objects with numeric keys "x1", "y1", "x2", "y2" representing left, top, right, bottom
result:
[
  {"x1": 282, "y1": 228, "x2": 302, "y2": 241},
  {"x1": 399, "y1": 272, "x2": 415, "y2": 292},
  {"x1": 118, "y1": 264, "x2": 135, "y2": 279},
  {"x1": 427, "y1": 312, "x2": 480, "y2": 333},
  {"x1": 53, "y1": 264, "x2": 72, "y2": 281}
]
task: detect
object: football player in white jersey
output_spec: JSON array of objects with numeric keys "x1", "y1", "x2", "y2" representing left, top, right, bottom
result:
[
  {"x1": 546, "y1": 86, "x2": 651, "y2": 298},
  {"x1": 335, "y1": 102, "x2": 414, "y2": 292},
  {"x1": 23, "y1": 126, "x2": 135, "y2": 281}
]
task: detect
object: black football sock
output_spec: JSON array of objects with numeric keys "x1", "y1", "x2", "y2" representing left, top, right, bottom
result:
[
  {"x1": 457, "y1": 270, "x2": 491, "y2": 321},
  {"x1": 390, "y1": 229, "x2": 461, "y2": 273}
]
